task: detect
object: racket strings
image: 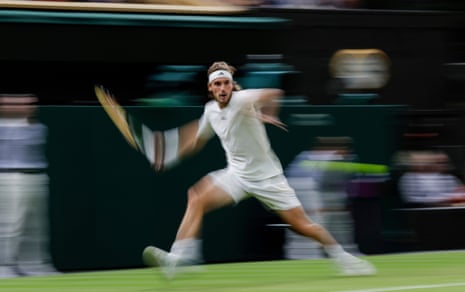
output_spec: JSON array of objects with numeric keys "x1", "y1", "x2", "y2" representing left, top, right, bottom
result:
[{"x1": 95, "y1": 85, "x2": 138, "y2": 149}]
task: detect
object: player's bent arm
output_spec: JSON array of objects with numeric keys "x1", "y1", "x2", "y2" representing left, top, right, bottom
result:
[
  {"x1": 255, "y1": 88, "x2": 287, "y2": 131},
  {"x1": 256, "y1": 88, "x2": 284, "y2": 105}
]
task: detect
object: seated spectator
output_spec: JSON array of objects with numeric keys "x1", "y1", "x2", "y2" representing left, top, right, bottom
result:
[{"x1": 398, "y1": 151, "x2": 465, "y2": 208}]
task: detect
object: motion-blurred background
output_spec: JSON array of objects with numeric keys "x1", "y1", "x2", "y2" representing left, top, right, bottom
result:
[{"x1": 0, "y1": 0, "x2": 465, "y2": 276}]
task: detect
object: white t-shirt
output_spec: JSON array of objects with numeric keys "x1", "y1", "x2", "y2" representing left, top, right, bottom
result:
[{"x1": 197, "y1": 89, "x2": 283, "y2": 180}]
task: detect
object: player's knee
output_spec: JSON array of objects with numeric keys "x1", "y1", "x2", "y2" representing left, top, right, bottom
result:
[
  {"x1": 187, "y1": 187, "x2": 206, "y2": 209},
  {"x1": 187, "y1": 187, "x2": 198, "y2": 201}
]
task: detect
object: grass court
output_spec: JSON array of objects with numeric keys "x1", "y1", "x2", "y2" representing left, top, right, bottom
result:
[{"x1": 1, "y1": 250, "x2": 465, "y2": 292}]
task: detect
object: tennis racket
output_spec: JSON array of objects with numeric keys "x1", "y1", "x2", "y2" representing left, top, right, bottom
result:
[{"x1": 94, "y1": 85, "x2": 139, "y2": 150}]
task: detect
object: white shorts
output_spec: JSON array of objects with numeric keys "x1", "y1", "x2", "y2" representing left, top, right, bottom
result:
[{"x1": 209, "y1": 169, "x2": 302, "y2": 211}]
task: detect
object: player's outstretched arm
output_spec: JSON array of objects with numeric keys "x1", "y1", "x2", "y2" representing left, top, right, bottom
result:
[
  {"x1": 95, "y1": 85, "x2": 206, "y2": 172},
  {"x1": 148, "y1": 119, "x2": 208, "y2": 171}
]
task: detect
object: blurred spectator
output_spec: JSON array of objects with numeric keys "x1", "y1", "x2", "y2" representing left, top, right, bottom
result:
[
  {"x1": 0, "y1": 95, "x2": 58, "y2": 278},
  {"x1": 398, "y1": 151, "x2": 465, "y2": 208},
  {"x1": 284, "y1": 137, "x2": 361, "y2": 259}
]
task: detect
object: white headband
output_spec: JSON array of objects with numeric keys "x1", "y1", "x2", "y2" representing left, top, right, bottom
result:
[{"x1": 208, "y1": 70, "x2": 233, "y2": 83}]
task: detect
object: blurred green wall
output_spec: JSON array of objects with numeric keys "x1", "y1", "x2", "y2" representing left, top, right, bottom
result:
[{"x1": 39, "y1": 105, "x2": 401, "y2": 271}]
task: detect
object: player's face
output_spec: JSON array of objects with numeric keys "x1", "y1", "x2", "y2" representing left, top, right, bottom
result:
[{"x1": 209, "y1": 78, "x2": 233, "y2": 108}]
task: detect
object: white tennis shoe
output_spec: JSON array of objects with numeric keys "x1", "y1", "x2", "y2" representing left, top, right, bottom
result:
[
  {"x1": 143, "y1": 246, "x2": 180, "y2": 279},
  {"x1": 333, "y1": 252, "x2": 377, "y2": 276},
  {"x1": 143, "y1": 246, "x2": 203, "y2": 279}
]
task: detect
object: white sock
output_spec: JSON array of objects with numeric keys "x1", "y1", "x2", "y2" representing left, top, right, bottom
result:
[
  {"x1": 170, "y1": 238, "x2": 202, "y2": 263},
  {"x1": 324, "y1": 244, "x2": 345, "y2": 259}
]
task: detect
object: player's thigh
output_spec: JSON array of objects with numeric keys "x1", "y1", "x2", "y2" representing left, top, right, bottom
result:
[
  {"x1": 249, "y1": 175, "x2": 301, "y2": 210},
  {"x1": 208, "y1": 169, "x2": 249, "y2": 206},
  {"x1": 191, "y1": 175, "x2": 235, "y2": 213}
]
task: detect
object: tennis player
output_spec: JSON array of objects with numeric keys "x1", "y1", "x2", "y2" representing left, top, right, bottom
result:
[{"x1": 143, "y1": 61, "x2": 376, "y2": 278}]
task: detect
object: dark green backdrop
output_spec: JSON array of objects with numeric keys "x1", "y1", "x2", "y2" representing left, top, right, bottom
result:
[{"x1": 38, "y1": 104, "x2": 401, "y2": 271}]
